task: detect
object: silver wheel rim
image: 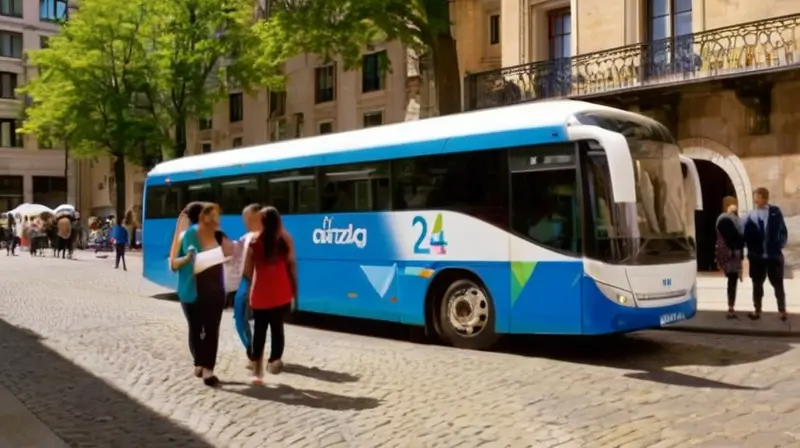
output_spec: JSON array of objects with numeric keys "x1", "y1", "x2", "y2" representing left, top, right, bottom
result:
[{"x1": 446, "y1": 284, "x2": 489, "y2": 337}]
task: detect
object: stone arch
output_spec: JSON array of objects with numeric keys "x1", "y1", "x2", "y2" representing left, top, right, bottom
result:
[{"x1": 679, "y1": 137, "x2": 754, "y2": 213}]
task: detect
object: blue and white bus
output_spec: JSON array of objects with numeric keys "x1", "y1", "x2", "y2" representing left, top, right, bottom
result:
[{"x1": 143, "y1": 100, "x2": 702, "y2": 350}]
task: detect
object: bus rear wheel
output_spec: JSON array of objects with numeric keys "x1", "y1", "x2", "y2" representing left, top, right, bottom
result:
[{"x1": 438, "y1": 278, "x2": 498, "y2": 350}]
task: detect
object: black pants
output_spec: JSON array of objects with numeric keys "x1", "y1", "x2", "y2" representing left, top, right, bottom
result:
[
  {"x1": 726, "y1": 272, "x2": 739, "y2": 309},
  {"x1": 750, "y1": 257, "x2": 786, "y2": 313},
  {"x1": 181, "y1": 293, "x2": 224, "y2": 370},
  {"x1": 57, "y1": 237, "x2": 69, "y2": 258},
  {"x1": 251, "y1": 305, "x2": 289, "y2": 363},
  {"x1": 114, "y1": 244, "x2": 127, "y2": 270},
  {"x1": 6, "y1": 236, "x2": 17, "y2": 255}
]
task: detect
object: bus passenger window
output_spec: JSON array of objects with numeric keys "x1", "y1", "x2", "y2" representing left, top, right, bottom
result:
[
  {"x1": 145, "y1": 186, "x2": 168, "y2": 218},
  {"x1": 321, "y1": 162, "x2": 389, "y2": 213},
  {"x1": 510, "y1": 169, "x2": 580, "y2": 254},
  {"x1": 220, "y1": 177, "x2": 260, "y2": 214},
  {"x1": 266, "y1": 168, "x2": 316, "y2": 214},
  {"x1": 145, "y1": 186, "x2": 182, "y2": 219},
  {"x1": 186, "y1": 181, "x2": 215, "y2": 204},
  {"x1": 392, "y1": 150, "x2": 508, "y2": 227}
]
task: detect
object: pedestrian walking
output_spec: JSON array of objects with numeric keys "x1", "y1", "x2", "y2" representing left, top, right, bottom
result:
[
  {"x1": 5, "y1": 215, "x2": 18, "y2": 256},
  {"x1": 227, "y1": 203, "x2": 262, "y2": 368},
  {"x1": 170, "y1": 202, "x2": 204, "y2": 375},
  {"x1": 743, "y1": 187, "x2": 789, "y2": 321},
  {"x1": 56, "y1": 214, "x2": 72, "y2": 259},
  {"x1": 112, "y1": 222, "x2": 128, "y2": 270},
  {"x1": 243, "y1": 206, "x2": 298, "y2": 384},
  {"x1": 715, "y1": 196, "x2": 744, "y2": 319},
  {"x1": 170, "y1": 202, "x2": 233, "y2": 387}
]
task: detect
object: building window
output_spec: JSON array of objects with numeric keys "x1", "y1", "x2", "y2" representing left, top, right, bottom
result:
[
  {"x1": 40, "y1": 0, "x2": 68, "y2": 22},
  {"x1": 201, "y1": 142, "x2": 212, "y2": 153},
  {"x1": 40, "y1": 36, "x2": 49, "y2": 49},
  {"x1": 0, "y1": 31, "x2": 22, "y2": 59},
  {"x1": 270, "y1": 118, "x2": 288, "y2": 142},
  {"x1": 229, "y1": 92, "x2": 243, "y2": 122},
  {"x1": 0, "y1": 72, "x2": 16, "y2": 99},
  {"x1": 362, "y1": 51, "x2": 385, "y2": 93},
  {"x1": 0, "y1": 0, "x2": 22, "y2": 18},
  {"x1": 232, "y1": 137, "x2": 243, "y2": 148},
  {"x1": 0, "y1": 119, "x2": 18, "y2": 147},
  {"x1": 314, "y1": 65, "x2": 335, "y2": 103},
  {"x1": 318, "y1": 121, "x2": 333, "y2": 135},
  {"x1": 363, "y1": 111, "x2": 383, "y2": 128},
  {"x1": 489, "y1": 14, "x2": 500, "y2": 45},
  {"x1": 647, "y1": 0, "x2": 692, "y2": 75},
  {"x1": 269, "y1": 90, "x2": 286, "y2": 118},
  {"x1": 548, "y1": 9, "x2": 571, "y2": 59},
  {"x1": 33, "y1": 176, "x2": 66, "y2": 208},
  {"x1": 199, "y1": 117, "x2": 212, "y2": 130},
  {"x1": 0, "y1": 175, "x2": 23, "y2": 212},
  {"x1": 649, "y1": 0, "x2": 692, "y2": 41}
]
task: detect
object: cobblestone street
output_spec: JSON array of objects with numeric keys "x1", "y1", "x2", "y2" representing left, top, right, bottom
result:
[{"x1": 2, "y1": 253, "x2": 800, "y2": 447}]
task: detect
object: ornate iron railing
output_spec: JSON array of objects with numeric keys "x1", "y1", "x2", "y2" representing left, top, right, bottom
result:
[{"x1": 464, "y1": 13, "x2": 800, "y2": 111}]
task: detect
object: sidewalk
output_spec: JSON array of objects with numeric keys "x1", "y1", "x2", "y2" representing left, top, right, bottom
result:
[
  {"x1": 671, "y1": 273, "x2": 800, "y2": 336},
  {"x1": 0, "y1": 385, "x2": 69, "y2": 448}
]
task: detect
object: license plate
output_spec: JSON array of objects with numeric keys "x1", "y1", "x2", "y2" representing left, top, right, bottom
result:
[{"x1": 659, "y1": 312, "x2": 686, "y2": 326}]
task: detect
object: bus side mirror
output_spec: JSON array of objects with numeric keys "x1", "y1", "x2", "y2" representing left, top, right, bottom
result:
[{"x1": 679, "y1": 155, "x2": 703, "y2": 211}]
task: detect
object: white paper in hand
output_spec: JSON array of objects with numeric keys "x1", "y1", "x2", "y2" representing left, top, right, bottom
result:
[{"x1": 194, "y1": 247, "x2": 231, "y2": 274}]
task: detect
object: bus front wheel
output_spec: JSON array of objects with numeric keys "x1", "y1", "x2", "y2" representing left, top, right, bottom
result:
[{"x1": 438, "y1": 278, "x2": 498, "y2": 350}]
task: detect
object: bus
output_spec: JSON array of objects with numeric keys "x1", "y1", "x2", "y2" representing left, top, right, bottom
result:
[{"x1": 143, "y1": 100, "x2": 703, "y2": 350}]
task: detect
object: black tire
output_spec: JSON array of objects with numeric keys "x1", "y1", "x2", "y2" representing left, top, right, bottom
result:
[{"x1": 438, "y1": 278, "x2": 499, "y2": 350}]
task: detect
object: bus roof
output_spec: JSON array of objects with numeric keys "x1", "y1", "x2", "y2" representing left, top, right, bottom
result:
[{"x1": 147, "y1": 99, "x2": 645, "y2": 184}]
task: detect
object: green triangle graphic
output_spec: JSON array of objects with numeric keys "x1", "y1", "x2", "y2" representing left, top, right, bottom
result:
[
  {"x1": 510, "y1": 261, "x2": 537, "y2": 306},
  {"x1": 432, "y1": 213, "x2": 443, "y2": 233}
]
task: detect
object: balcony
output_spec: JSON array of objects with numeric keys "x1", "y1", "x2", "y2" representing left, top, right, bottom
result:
[{"x1": 464, "y1": 13, "x2": 800, "y2": 111}]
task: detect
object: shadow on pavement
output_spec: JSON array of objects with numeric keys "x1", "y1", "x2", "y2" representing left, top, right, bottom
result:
[
  {"x1": 283, "y1": 364, "x2": 360, "y2": 383},
  {"x1": 220, "y1": 381, "x2": 380, "y2": 411},
  {"x1": 0, "y1": 318, "x2": 212, "y2": 447},
  {"x1": 498, "y1": 333, "x2": 795, "y2": 390}
]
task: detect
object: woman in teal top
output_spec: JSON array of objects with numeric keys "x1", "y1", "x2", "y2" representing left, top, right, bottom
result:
[{"x1": 170, "y1": 202, "x2": 233, "y2": 386}]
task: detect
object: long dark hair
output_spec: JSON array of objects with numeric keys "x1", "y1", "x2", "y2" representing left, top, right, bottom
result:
[
  {"x1": 259, "y1": 206, "x2": 288, "y2": 260},
  {"x1": 183, "y1": 202, "x2": 205, "y2": 224}
]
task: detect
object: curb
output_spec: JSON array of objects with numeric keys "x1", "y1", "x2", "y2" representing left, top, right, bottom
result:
[
  {"x1": 662, "y1": 326, "x2": 800, "y2": 338},
  {"x1": 666, "y1": 309, "x2": 799, "y2": 337}
]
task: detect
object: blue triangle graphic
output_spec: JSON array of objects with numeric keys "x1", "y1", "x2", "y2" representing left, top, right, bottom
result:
[{"x1": 360, "y1": 264, "x2": 396, "y2": 298}]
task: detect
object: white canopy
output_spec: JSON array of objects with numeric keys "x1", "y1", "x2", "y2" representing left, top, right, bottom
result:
[
  {"x1": 9, "y1": 203, "x2": 53, "y2": 217},
  {"x1": 54, "y1": 204, "x2": 76, "y2": 214}
]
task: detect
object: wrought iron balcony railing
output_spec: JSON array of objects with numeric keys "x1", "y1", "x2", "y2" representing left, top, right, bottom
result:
[{"x1": 464, "y1": 13, "x2": 800, "y2": 111}]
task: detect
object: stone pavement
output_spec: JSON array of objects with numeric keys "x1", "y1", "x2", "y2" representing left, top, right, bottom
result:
[
  {"x1": 0, "y1": 384, "x2": 69, "y2": 448},
  {"x1": 3, "y1": 252, "x2": 800, "y2": 447},
  {"x1": 672, "y1": 273, "x2": 800, "y2": 335}
]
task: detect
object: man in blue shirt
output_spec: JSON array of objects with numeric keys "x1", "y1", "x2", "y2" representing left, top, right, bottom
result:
[
  {"x1": 112, "y1": 223, "x2": 129, "y2": 271},
  {"x1": 743, "y1": 187, "x2": 788, "y2": 321}
]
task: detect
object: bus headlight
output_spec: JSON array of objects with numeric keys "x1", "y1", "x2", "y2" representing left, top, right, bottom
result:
[{"x1": 594, "y1": 281, "x2": 636, "y2": 308}]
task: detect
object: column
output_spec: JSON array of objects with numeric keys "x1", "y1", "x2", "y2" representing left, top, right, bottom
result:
[{"x1": 22, "y1": 174, "x2": 32, "y2": 203}]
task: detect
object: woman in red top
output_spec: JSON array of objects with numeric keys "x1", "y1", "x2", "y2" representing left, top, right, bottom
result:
[{"x1": 243, "y1": 206, "x2": 298, "y2": 383}]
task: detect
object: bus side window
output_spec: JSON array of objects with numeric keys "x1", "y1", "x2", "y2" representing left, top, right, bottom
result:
[
  {"x1": 185, "y1": 180, "x2": 216, "y2": 204},
  {"x1": 320, "y1": 162, "x2": 389, "y2": 213},
  {"x1": 145, "y1": 186, "x2": 168, "y2": 219},
  {"x1": 266, "y1": 168, "x2": 317, "y2": 214},
  {"x1": 219, "y1": 176, "x2": 260, "y2": 213}
]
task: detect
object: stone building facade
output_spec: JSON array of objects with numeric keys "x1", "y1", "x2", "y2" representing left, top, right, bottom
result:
[{"x1": 465, "y1": 0, "x2": 800, "y2": 270}]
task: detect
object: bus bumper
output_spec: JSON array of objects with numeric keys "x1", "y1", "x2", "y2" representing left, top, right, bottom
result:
[{"x1": 581, "y1": 277, "x2": 697, "y2": 335}]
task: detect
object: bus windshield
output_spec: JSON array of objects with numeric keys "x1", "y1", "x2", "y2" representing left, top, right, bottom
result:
[{"x1": 584, "y1": 140, "x2": 696, "y2": 265}]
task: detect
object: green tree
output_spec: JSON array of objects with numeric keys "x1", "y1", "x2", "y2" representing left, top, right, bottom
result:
[
  {"x1": 265, "y1": 0, "x2": 460, "y2": 115},
  {"x1": 18, "y1": 0, "x2": 160, "y2": 219},
  {"x1": 141, "y1": 0, "x2": 285, "y2": 160}
]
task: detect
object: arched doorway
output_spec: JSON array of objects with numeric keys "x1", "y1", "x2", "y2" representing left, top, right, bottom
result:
[{"x1": 694, "y1": 159, "x2": 736, "y2": 271}]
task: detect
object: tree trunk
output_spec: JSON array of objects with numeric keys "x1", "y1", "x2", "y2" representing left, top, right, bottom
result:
[
  {"x1": 433, "y1": 33, "x2": 461, "y2": 116},
  {"x1": 173, "y1": 116, "x2": 187, "y2": 159},
  {"x1": 113, "y1": 152, "x2": 127, "y2": 222}
]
